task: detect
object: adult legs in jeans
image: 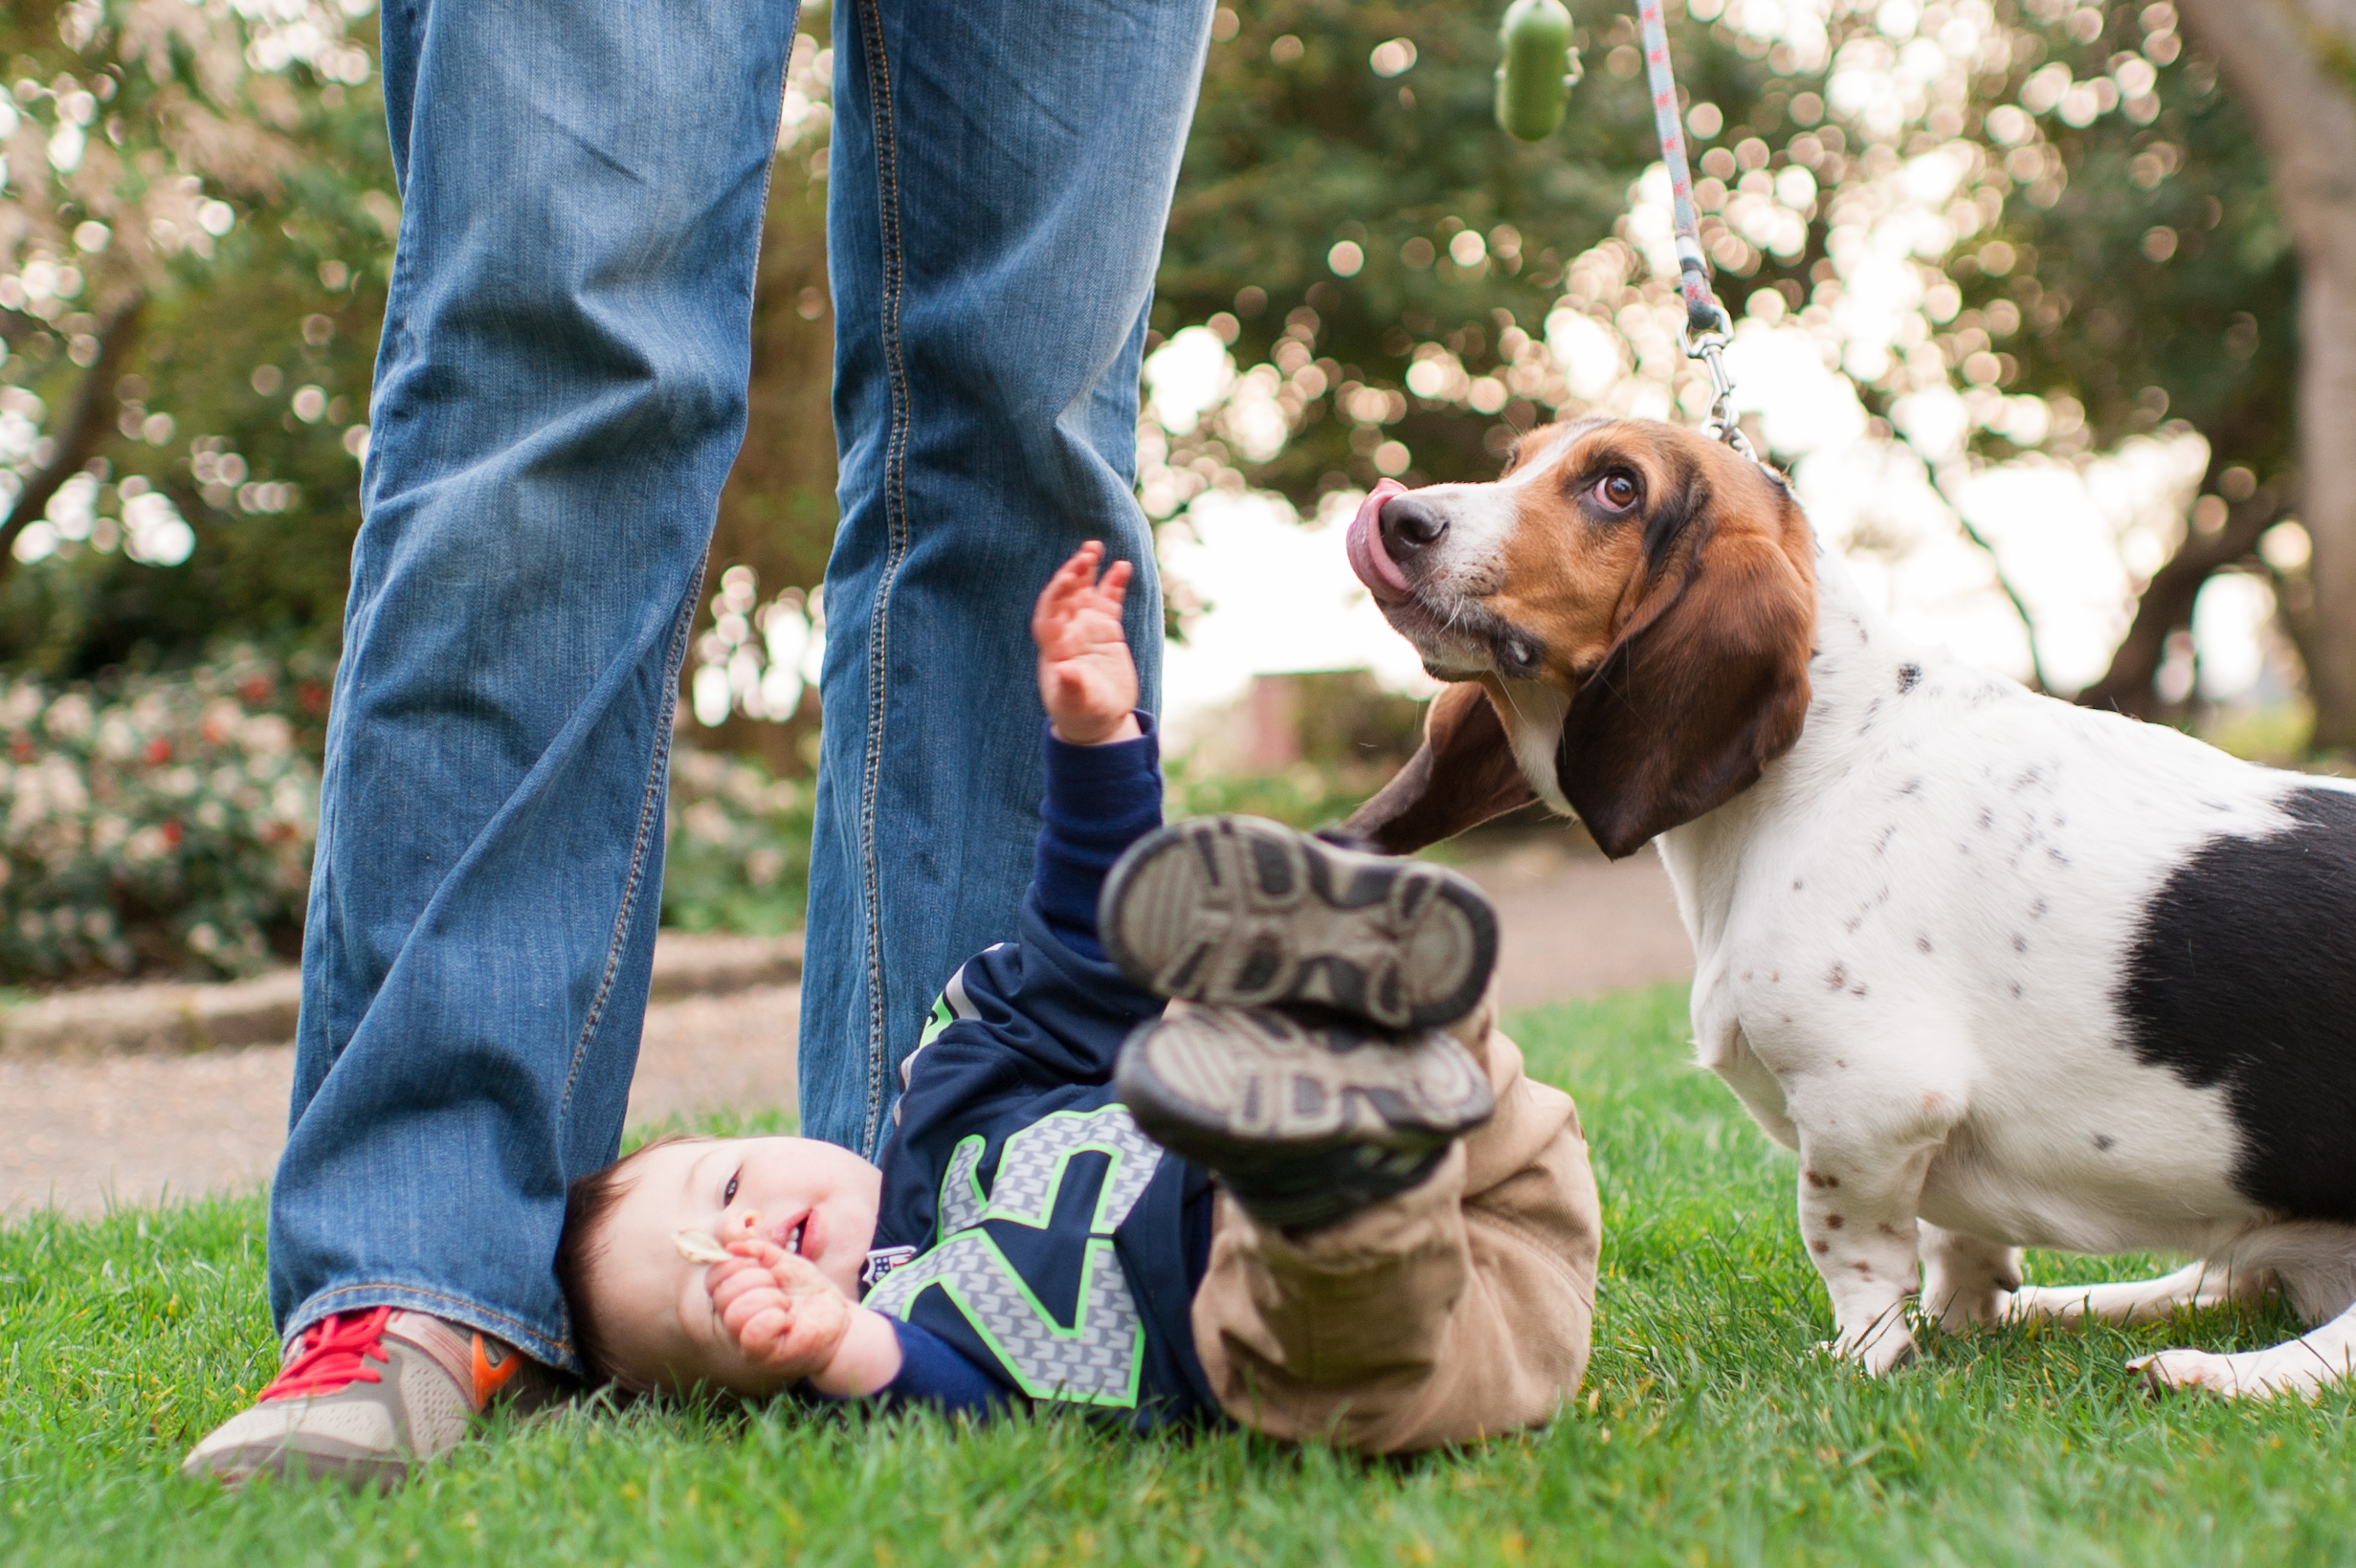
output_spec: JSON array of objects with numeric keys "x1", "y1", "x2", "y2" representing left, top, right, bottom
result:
[
  {"x1": 802, "y1": 0, "x2": 1216, "y2": 1158},
  {"x1": 1189, "y1": 989, "x2": 1605, "y2": 1453},
  {"x1": 266, "y1": 0, "x2": 800, "y2": 1368}
]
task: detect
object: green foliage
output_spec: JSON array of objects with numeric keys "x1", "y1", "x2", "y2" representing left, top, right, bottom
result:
[
  {"x1": 657, "y1": 744, "x2": 813, "y2": 938},
  {"x1": 1157, "y1": 1, "x2": 1794, "y2": 499},
  {"x1": 1162, "y1": 754, "x2": 1375, "y2": 834},
  {"x1": 1968, "y1": 2, "x2": 2293, "y2": 473},
  {"x1": 9, "y1": 985, "x2": 2356, "y2": 1565},
  {"x1": 0, "y1": 649, "x2": 327, "y2": 980},
  {"x1": 1, "y1": 0, "x2": 393, "y2": 679}
]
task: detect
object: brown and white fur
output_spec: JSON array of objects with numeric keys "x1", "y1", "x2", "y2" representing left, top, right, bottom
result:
[{"x1": 1342, "y1": 416, "x2": 2356, "y2": 1398}]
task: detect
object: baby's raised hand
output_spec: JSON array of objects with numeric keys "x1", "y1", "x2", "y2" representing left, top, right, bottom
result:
[
  {"x1": 1033, "y1": 541, "x2": 1141, "y2": 745},
  {"x1": 706, "y1": 1238, "x2": 856, "y2": 1381}
]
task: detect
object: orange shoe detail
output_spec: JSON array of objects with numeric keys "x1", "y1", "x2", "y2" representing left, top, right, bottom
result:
[{"x1": 470, "y1": 1334, "x2": 524, "y2": 1405}]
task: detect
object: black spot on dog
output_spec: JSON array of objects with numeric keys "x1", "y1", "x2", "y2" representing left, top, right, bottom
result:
[
  {"x1": 2012, "y1": 934, "x2": 2028, "y2": 954},
  {"x1": 1792, "y1": 878, "x2": 1805, "y2": 893},
  {"x1": 2121, "y1": 788, "x2": 2356, "y2": 1223},
  {"x1": 2009, "y1": 982, "x2": 2022, "y2": 999},
  {"x1": 2047, "y1": 847, "x2": 2071, "y2": 868},
  {"x1": 1900, "y1": 777, "x2": 1925, "y2": 796},
  {"x1": 1826, "y1": 963, "x2": 1847, "y2": 991},
  {"x1": 1874, "y1": 825, "x2": 1898, "y2": 855},
  {"x1": 1826, "y1": 1213, "x2": 1845, "y2": 1229},
  {"x1": 1978, "y1": 807, "x2": 1994, "y2": 830},
  {"x1": 1897, "y1": 662, "x2": 1923, "y2": 693},
  {"x1": 1916, "y1": 936, "x2": 1933, "y2": 955},
  {"x1": 2093, "y1": 1134, "x2": 2115, "y2": 1153},
  {"x1": 1805, "y1": 1169, "x2": 1839, "y2": 1189}
]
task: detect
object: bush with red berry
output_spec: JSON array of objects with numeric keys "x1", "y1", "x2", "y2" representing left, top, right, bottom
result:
[{"x1": 0, "y1": 648, "x2": 331, "y2": 982}]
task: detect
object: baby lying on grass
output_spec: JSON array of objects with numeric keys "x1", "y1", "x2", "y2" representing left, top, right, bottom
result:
[{"x1": 556, "y1": 543, "x2": 1603, "y2": 1449}]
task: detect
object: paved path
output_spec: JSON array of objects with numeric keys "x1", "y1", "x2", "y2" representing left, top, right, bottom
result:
[{"x1": 1, "y1": 837, "x2": 1689, "y2": 1220}]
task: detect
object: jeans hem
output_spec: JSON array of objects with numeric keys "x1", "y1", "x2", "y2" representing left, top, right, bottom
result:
[{"x1": 287, "y1": 1283, "x2": 579, "y2": 1374}]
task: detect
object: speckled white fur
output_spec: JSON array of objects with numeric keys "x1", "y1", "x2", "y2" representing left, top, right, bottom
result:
[{"x1": 1432, "y1": 517, "x2": 2356, "y2": 1395}]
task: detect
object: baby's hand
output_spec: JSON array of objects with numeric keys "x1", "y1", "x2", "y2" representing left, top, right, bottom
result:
[
  {"x1": 706, "y1": 1239, "x2": 856, "y2": 1381},
  {"x1": 1034, "y1": 541, "x2": 1142, "y2": 746}
]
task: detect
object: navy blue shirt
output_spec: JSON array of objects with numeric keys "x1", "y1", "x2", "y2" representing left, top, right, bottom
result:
[{"x1": 851, "y1": 719, "x2": 1220, "y2": 1427}]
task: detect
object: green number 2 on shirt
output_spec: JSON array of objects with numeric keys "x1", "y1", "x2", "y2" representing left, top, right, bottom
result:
[{"x1": 861, "y1": 1105, "x2": 1165, "y2": 1407}]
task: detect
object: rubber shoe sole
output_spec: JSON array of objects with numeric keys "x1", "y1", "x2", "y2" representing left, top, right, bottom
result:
[
  {"x1": 1099, "y1": 815, "x2": 1498, "y2": 1030},
  {"x1": 1116, "y1": 1005, "x2": 1495, "y2": 1172}
]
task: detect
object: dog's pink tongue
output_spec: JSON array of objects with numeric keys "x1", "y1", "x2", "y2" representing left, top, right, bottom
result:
[{"x1": 1346, "y1": 478, "x2": 1411, "y2": 603}]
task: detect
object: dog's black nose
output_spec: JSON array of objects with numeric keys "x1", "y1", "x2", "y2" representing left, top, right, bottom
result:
[{"x1": 1379, "y1": 495, "x2": 1448, "y2": 558}]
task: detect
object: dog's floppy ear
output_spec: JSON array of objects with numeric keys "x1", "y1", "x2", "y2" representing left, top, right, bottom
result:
[
  {"x1": 1343, "y1": 680, "x2": 1535, "y2": 854},
  {"x1": 1557, "y1": 523, "x2": 1814, "y2": 859}
]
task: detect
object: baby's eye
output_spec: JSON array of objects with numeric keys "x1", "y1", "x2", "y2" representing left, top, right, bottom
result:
[{"x1": 722, "y1": 1171, "x2": 740, "y2": 1207}]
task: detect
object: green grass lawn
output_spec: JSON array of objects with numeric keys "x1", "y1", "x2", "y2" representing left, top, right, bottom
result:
[{"x1": 6, "y1": 984, "x2": 2353, "y2": 1566}]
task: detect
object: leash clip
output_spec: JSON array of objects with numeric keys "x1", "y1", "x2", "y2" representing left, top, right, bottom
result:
[{"x1": 1679, "y1": 305, "x2": 1754, "y2": 459}]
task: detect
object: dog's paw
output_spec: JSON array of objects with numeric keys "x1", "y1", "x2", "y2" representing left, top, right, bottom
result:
[
  {"x1": 2129, "y1": 1346, "x2": 2345, "y2": 1402},
  {"x1": 1818, "y1": 1321, "x2": 1918, "y2": 1377},
  {"x1": 1923, "y1": 1281, "x2": 2011, "y2": 1332}
]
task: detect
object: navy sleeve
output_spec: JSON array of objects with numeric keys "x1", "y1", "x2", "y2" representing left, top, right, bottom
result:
[
  {"x1": 1032, "y1": 713, "x2": 1163, "y2": 962},
  {"x1": 875, "y1": 1318, "x2": 1012, "y2": 1416}
]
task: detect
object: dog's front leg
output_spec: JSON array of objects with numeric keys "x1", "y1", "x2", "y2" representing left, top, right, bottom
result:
[{"x1": 1792, "y1": 1090, "x2": 1963, "y2": 1375}]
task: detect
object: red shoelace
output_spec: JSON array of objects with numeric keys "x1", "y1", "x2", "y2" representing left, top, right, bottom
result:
[{"x1": 259, "y1": 1306, "x2": 394, "y2": 1402}]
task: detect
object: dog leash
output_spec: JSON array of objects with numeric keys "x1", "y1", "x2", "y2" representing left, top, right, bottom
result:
[
  {"x1": 1633, "y1": 0, "x2": 1752, "y2": 456},
  {"x1": 1499, "y1": 0, "x2": 1754, "y2": 457}
]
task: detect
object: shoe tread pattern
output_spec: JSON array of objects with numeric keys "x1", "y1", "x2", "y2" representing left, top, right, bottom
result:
[{"x1": 1102, "y1": 816, "x2": 1496, "y2": 1029}]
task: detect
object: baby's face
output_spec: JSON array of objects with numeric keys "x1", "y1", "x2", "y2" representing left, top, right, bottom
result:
[{"x1": 589, "y1": 1135, "x2": 882, "y2": 1395}]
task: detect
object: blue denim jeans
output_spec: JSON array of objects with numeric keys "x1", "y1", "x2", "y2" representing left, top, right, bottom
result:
[{"x1": 270, "y1": 0, "x2": 1209, "y2": 1367}]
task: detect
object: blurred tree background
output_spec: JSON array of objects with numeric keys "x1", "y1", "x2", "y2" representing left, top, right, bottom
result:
[{"x1": 1, "y1": 0, "x2": 2348, "y2": 975}]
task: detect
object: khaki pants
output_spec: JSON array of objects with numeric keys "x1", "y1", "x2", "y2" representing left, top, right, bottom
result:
[{"x1": 1188, "y1": 990, "x2": 1602, "y2": 1453}]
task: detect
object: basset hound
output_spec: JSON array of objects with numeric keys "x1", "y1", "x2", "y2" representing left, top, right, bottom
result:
[{"x1": 1341, "y1": 416, "x2": 2356, "y2": 1397}]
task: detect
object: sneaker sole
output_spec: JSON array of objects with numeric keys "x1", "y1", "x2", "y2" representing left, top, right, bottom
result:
[
  {"x1": 1099, "y1": 816, "x2": 1497, "y2": 1030},
  {"x1": 1115, "y1": 1006, "x2": 1494, "y2": 1172}
]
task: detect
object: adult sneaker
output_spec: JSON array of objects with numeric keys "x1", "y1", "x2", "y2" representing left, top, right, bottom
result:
[
  {"x1": 1100, "y1": 815, "x2": 1497, "y2": 1031},
  {"x1": 181, "y1": 1307, "x2": 550, "y2": 1491},
  {"x1": 1116, "y1": 1005, "x2": 1495, "y2": 1230}
]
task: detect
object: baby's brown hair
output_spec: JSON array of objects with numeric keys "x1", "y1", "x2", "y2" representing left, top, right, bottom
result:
[{"x1": 553, "y1": 1135, "x2": 709, "y2": 1386}]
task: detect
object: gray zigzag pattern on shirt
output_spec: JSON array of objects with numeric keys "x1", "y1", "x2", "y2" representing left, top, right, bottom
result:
[
  {"x1": 981, "y1": 1105, "x2": 1163, "y2": 1233},
  {"x1": 862, "y1": 1232, "x2": 1145, "y2": 1403},
  {"x1": 938, "y1": 1136, "x2": 986, "y2": 1236},
  {"x1": 873, "y1": 1105, "x2": 1165, "y2": 1404}
]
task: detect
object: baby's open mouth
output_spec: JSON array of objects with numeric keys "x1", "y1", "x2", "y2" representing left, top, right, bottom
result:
[{"x1": 773, "y1": 1210, "x2": 816, "y2": 1259}]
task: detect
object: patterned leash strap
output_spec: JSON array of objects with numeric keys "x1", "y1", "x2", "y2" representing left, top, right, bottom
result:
[{"x1": 1634, "y1": 0, "x2": 1752, "y2": 455}]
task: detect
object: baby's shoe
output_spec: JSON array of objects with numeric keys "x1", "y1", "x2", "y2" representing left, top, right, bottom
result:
[
  {"x1": 1115, "y1": 1005, "x2": 1494, "y2": 1231},
  {"x1": 1100, "y1": 815, "x2": 1496, "y2": 1030},
  {"x1": 181, "y1": 1307, "x2": 560, "y2": 1491}
]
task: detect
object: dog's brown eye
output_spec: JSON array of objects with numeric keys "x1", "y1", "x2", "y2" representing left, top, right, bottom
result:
[{"x1": 1596, "y1": 473, "x2": 1638, "y2": 511}]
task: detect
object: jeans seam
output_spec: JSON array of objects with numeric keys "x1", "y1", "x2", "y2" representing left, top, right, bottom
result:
[
  {"x1": 854, "y1": 0, "x2": 911, "y2": 1159},
  {"x1": 557, "y1": 566, "x2": 704, "y2": 1116}
]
